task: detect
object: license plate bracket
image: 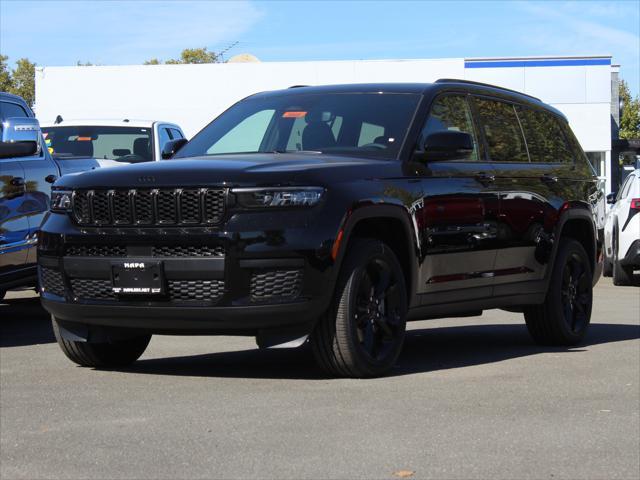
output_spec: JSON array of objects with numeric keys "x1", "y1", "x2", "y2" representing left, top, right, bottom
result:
[{"x1": 111, "y1": 261, "x2": 164, "y2": 295}]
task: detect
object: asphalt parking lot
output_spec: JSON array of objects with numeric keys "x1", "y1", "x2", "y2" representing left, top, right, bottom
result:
[{"x1": 1, "y1": 279, "x2": 638, "y2": 480}]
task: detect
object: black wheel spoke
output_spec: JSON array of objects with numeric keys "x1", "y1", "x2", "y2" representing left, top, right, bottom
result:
[{"x1": 374, "y1": 267, "x2": 391, "y2": 298}]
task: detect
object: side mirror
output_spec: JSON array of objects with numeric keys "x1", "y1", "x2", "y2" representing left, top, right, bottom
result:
[
  {"x1": 161, "y1": 138, "x2": 188, "y2": 159},
  {"x1": 606, "y1": 192, "x2": 617, "y2": 205},
  {"x1": 422, "y1": 130, "x2": 473, "y2": 162},
  {"x1": 0, "y1": 117, "x2": 42, "y2": 159}
]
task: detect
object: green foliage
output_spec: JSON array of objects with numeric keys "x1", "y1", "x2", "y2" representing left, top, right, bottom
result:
[
  {"x1": 1, "y1": 58, "x2": 37, "y2": 107},
  {"x1": 144, "y1": 47, "x2": 219, "y2": 65},
  {"x1": 0, "y1": 55, "x2": 12, "y2": 92},
  {"x1": 619, "y1": 80, "x2": 640, "y2": 140},
  {"x1": 11, "y1": 58, "x2": 36, "y2": 107}
]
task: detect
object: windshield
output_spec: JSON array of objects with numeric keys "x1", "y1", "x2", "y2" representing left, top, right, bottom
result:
[
  {"x1": 42, "y1": 126, "x2": 153, "y2": 162},
  {"x1": 176, "y1": 92, "x2": 421, "y2": 160}
]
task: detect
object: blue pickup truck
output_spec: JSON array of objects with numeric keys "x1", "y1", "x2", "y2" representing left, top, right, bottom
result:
[{"x1": 0, "y1": 92, "x2": 98, "y2": 299}]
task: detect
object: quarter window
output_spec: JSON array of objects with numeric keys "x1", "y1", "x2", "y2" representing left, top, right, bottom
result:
[
  {"x1": 474, "y1": 98, "x2": 528, "y2": 162},
  {"x1": 420, "y1": 95, "x2": 479, "y2": 161},
  {"x1": 517, "y1": 107, "x2": 574, "y2": 163}
]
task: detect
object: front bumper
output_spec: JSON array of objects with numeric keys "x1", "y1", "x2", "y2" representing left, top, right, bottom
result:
[{"x1": 37, "y1": 210, "x2": 338, "y2": 335}]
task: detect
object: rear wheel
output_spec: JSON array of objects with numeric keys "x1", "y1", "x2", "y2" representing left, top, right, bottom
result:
[
  {"x1": 612, "y1": 228, "x2": 633, "y2": 286},
  {"x1": 524, "y1": 238, "x2": 592, "y2": 345},
  {"x1": 311, "y1": 238, "x2": 408, "y2": 378},
  {"x1": 52, "y1": 317, "x2": 151, "y2": 368}
]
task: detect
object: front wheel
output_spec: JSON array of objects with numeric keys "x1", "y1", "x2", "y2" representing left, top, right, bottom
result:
[
  {"x1": 52, "y1": 317, "x2": 151, "y2": 368},
  {"x1": 524, "y1": 238, "x2": 593, "y2": 345},
  {"x1": 311, "y1": 238, "x2": 408, "y2": 378}
]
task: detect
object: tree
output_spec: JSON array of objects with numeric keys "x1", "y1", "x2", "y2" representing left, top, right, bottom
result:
[
  {"x1": 10, "y1": 58, "x2": 36, "y2": 107},
  {"x1": 0, "y1": 55, "x2": 12, "y2": 92},
  {"x1": 144, "y1": 47, "x2": 219, "y2": 65},
  {"x1": 619, "y1": 80, "x2": 640, "y2": 140}
]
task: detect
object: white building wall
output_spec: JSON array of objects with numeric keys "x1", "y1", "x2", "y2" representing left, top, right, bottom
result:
[{"x1": 35, "y1": 55, "x2": 613, "y2": 188}]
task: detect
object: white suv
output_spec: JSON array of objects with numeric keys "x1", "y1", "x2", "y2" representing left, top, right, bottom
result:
[
  {"x1": 604, "y1": 168, "x2": 640, "y2": 285},
  {"x1": 41, "y1": 119, "x2": 185, "y2": 167}
]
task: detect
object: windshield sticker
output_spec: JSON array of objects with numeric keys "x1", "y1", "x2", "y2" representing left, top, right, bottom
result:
[
  {"x1": 76, "y1": 136, "x2": 92, "y2": 142},
  {"x1": 282, "y1": 111, "x2": 307, "y2": 118}
]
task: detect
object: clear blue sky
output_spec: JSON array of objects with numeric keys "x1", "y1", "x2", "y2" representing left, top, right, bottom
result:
[{"x1": 1, "y1": 0, "x2": 639, "y2": 95}]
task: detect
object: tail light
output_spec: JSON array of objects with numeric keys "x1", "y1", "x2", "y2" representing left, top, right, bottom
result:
[{"x1": 631, "y1": 198, "x2": 640, "y2": 210}]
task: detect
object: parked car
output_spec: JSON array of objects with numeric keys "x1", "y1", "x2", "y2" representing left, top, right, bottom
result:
[
  {"x1": 41, "y1": 119, "x2": 186, "y2": 167},
  {"x1": 0, "y1": 92, "x2": 99, "y2": 300},
  {"x1": 603, "y1": 168, "x2": 640, "y2": 285},
  {"x1": 38, "y1": 81, "x2": 602, "y2": 377}
]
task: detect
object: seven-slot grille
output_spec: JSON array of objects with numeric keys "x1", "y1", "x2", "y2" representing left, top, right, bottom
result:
[{"x1": 72, "y1": 188, "x2": 225, "y2": 226}]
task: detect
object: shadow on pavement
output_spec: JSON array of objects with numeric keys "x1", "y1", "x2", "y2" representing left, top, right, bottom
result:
[
  {"x1": 124, "y1": 322, "x2": 640, "y2": 380},
  {"x1": 0, "y1": 296, "x2": 54, "y2": 347}
]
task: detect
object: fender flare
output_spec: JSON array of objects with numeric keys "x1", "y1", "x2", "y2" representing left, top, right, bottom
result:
[
  {"x1": 331, "y1": 202, "x2": 420, "y2": 306},
  {"x1": 547, "y1": 202, "x2": 599, "y2": 286}
]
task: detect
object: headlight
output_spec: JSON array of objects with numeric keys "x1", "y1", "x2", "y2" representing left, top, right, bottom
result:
[
  {"x1": 232, "y1": 187, "x2": 325, "y2": 208},
  {"x1": 50, "y1": 190, "x2": 73, "y2": 212}
]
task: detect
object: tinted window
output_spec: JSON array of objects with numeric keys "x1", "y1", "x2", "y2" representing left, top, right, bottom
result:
[
  {"x1": 42, "y1": 126, "x2": 152, "y2": 162},
  {"x1": 0, "y1": 101, "x2": 28, "y2": 121},
  {"x1": 169, "y1": 128, "x2": 183, "y2": 140},
  {"x1": 517, "y1": 107, "x2": 574, "y2": 163},
  {"x1": 474, "y1": 98, "x2": 528, "y2": 162},
  {"x1": 177, "y1": 93, "x2": 421, "y2": 160},
  {"x1": 621, "y1": 175, "x2": 635, "y2": 199},
  {"x1": 158, "y1": 127, "x2": 171, "y2": 151},
  {"x1": 419, "y1": 95, "x2": 479, "y2": 161}
]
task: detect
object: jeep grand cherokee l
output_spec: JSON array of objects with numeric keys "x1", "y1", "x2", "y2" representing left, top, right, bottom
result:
[{"x1": 38, "y1": 81, "x2": 602, "y2": 377}]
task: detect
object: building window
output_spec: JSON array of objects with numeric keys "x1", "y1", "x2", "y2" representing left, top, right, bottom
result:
[{"x1": 585, "y1": 151, "x2": 604, "y2": 176}]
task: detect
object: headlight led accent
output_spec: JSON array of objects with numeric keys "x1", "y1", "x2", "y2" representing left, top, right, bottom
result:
[
  {"x1": 232, "y1": 187, "x2": 324, "y2": 208},
  {"x1": 50, "y1": 190, "x2": 73, "y2": 212}
]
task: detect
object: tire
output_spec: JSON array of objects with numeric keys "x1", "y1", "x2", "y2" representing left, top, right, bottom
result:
[
  {"x1": 311, "y1": 238, "x2": 408, "y2": 378},
  {"x1": 612, "y1": 228, "x2": 633, "y2": 286},
  {"x1": 603, "y1": 256, "x2": 612, "y2": 277},
  {"x1": 524, "y1": 238, "x2": 593, "y2": 346},
  {"x1": 52, "y1": 317, "x2": 151, "y2": 368}
]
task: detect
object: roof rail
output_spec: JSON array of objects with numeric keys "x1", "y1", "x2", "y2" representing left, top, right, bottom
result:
[{"x1": 435, "y1": 78, "x2": 541, "y2": 101}]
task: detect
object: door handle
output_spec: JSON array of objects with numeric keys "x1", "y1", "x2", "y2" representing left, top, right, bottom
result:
[
  {"x1": 10, "y1": 176, "x2": 25, "y2": 187},
  {"x1": 541, "y1": 174, "x2": 558, "y2": 183},
  {"x1": 475, "y1": 172, "x2": 495, "y2": 184}
]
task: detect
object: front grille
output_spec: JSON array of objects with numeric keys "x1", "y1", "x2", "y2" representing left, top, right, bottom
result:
[
  {"x1": 152, "y1": 245, "x2": 225, "y2": 258},
  {"x1": 168, "y1": 280, "x2": 225, "y2": 302},
  {"x1": 63, "y1": 244, "x2": 225, "y2": 258},
  {"x1": 69, "y1": 278, "x2": 224, "y2": 303},
  {"x1": 250, "y1": 269, "x2": 302, "y2": 303},
  {"x1": 72, "y1": 188, "x2": 226, "y2": 227},
  {"x1": 65, "y1": 245, "x2": 127, "y2": 257},
  {"x1": 70, "y1": 279, "x2": 116, "y2": 300},
  {"x1": 40, "y1": 267, "x2": 65, "y2": 297}
]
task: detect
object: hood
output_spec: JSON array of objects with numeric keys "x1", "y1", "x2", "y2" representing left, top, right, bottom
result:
[{"x1": 55, "y1": 153, "x2": 402, "y2": 189}]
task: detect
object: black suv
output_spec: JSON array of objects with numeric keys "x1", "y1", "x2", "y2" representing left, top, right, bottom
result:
[{"x1": 38, "y1": 81, "x2": 602, "y2": 377}]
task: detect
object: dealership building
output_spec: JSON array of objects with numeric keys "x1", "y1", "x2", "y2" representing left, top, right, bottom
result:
[{"x1": 35, "y1": 55, "x2": 624, "y2": 193}]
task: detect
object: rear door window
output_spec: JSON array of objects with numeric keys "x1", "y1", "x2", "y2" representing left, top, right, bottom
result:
[{"x1": 474, "y1": 97, "x2": 529, "y2": 162}]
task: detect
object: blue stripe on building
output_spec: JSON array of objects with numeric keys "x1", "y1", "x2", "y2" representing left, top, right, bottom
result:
[{"x1": 464, "y1": 58, "x2": 611, "y2": 69}]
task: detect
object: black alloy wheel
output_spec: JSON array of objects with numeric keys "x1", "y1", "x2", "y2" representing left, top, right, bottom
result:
[
  {"x1": 559, "y1": 251, "x2": 591, "y2": 334},
  {"x1": 311, "y1": 238, "x2": 408, "y2": 378},
  {"x1": 353, "y1": 257, "x2": 404, "y2": 362},
  {"x1": 524, "y1": 238, "x2": 593, "y2": 345}
]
